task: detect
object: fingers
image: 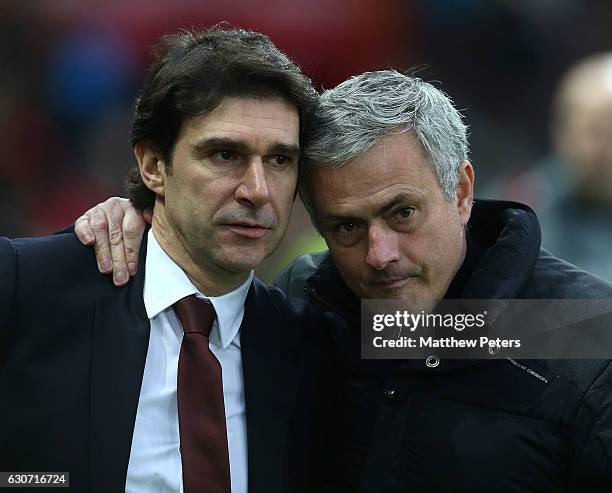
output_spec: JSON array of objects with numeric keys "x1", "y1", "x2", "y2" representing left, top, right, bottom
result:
[
  {"x1": 74, "y1": 197, "x2": 147, "y2": 287},
  {"x1": 88, "y1": 197, "x2": 130, "y2": 286},
  {"x1": 88, "y1": 206, "x2": 112, "y2": 274},
  {"x1": 75, "y1": 214, "x2": 95, "y2": 245},
  {"x1": 105, "y1": 199, "x2": 132, "y2": 286},
  {"x1": 122, "y1": 206, "x2": 147, "y2": 277}
]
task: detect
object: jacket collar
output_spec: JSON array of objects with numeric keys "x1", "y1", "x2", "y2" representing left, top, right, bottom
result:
[{"x1": 461, "y1": 200, "x2": 541, "y2": 299}]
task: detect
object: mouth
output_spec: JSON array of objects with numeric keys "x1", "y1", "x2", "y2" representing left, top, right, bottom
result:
[
  {"x1": 223, "y1": 222, "x2": 271, "y2": 239},
  {"x1": 370, "y1": 276, "x2": 414, "y2": 289}
]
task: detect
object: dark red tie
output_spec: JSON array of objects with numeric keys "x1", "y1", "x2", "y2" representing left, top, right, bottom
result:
[{"x1": 175, "y1": 295, "x2": 231, "y2": 493}]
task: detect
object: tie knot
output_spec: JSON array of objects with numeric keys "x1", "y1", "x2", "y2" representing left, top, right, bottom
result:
[{"x1": 174, "y1": 295, "x2": 216, "y2": 337}]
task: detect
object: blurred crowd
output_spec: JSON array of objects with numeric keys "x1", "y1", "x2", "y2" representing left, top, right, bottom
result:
[
  {"x1": 1, "y1": 0, "x2": 611, "y2": 281},
  {"x1": 488, "y1": 53, "x2": 612, "y2": 281}
]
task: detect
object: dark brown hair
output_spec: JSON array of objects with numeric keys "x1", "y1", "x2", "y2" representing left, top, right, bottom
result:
[{"x1": 125, "y1": 26, "x2": 318, "y2": 210}]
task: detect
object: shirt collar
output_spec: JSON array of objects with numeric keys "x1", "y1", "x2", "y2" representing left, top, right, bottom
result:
[{"x1": 144, "y1": 229, "x2": 253, "y2": 349}]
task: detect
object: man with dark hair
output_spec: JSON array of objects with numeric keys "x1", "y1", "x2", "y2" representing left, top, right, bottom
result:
[
  {"x1": 82, "y1": 70, "x2": 612, "y2": 491},
  {"x1": 0, "y1": 27, "x2": 329, "y2": 493},
  {"x1": 126, "y1": 27, "x2": 315, "y2": 212}
]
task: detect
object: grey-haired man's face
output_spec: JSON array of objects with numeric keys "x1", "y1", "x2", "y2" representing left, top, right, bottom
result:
[{"x1": 306, "y1": 131, "x2": 474, "y2": 309}]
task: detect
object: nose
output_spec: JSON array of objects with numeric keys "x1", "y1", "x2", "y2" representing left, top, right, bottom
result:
[
  {"x1": 235, "y1": 158, "x2": 271, "y2": 207},
  {"x1": 365, "y1": 225, "x2": 401, "y2": 270}
]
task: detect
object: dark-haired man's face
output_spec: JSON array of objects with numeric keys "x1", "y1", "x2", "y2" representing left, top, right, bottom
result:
[{"x1": 139, "y1": 96, "x2": 300, "y2": 294}]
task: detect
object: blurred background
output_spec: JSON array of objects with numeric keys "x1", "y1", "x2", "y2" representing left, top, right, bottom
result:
[{"x1": 2, "y1": 0, "x2": 611, "y2": 282}]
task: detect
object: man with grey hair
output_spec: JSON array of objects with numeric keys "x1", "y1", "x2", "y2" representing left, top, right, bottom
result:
[
  {"x1": 291, "y1": 70, "x2": 472, "y2": 314},
  {"x1": 75, "y1": 70, "x2": 612, "y2": 492}
]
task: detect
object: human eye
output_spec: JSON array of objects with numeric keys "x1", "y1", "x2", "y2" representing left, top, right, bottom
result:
[
  {"x1": 331, "y1": 221, "x2": 364, "y2": 247},
  {"x1": 269, "y1": 154, "x2": 295, "y2": 167},
  {"x1": 337, "y1": 222, "x2": 356, "y2": 233},
  {"x1": 394, "y1": 207, "x2": 415, "y2": 220},
  {"x1": 211, "y1": 150, "x2": 240, "y2": 164}
]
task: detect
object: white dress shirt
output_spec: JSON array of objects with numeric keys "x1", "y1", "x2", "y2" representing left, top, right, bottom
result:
[{"x1": 125, "y1": 230, "x2": 252, "y2": 493}]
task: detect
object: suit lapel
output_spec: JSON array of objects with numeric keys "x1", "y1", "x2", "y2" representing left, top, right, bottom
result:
[
  {"x1": 241, "y1": 280, "x2": 303, "y2": 493},
  {"x1": 89, "y1": 236, "x2": 150, "y2": 493}
]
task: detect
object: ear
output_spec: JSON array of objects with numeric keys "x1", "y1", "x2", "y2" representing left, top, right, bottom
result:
[
  {"x1": 455, "y1": 160, "x2": 475, "y2": 226},
  {"x1": 133, "y1": 142, "x2": 166, "y2": 197}
]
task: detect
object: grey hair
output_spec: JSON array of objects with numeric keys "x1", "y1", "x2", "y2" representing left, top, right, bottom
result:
[{"x1": 300, "y1": 70, "x2": 469, "y2": 210}]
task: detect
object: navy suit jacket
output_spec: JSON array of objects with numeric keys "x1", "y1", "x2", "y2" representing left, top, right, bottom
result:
[{"x1": 0, "y1": 233, "x2": 332, "y2": 493}]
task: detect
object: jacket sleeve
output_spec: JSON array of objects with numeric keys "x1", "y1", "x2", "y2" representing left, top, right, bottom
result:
[
  {"x1": 0, "y1": 236, "x2": 17, "y2": 340},
  {"x1": 569, "y1": 361, "x2": 612, "y2": 491}
]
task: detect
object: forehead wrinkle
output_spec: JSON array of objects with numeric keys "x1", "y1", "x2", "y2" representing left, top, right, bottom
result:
[
  {"x1": 322, "y1": 182, "x2": 424, "y2": 220},
  {"x1": 216, "y1": 96, "x2": 299, "y2": 131},
  {"x1": 330, "y1": 173, "x2": 422, "y2": 201},
  {"x1": 200, "y1": 117, "x2": 298, "y2": 137},
  {"x1": 184, "y1": 97, "x2": 299, "y2": 142},
  {"x1": 213, "y1": 116, "x2": 298, "y2": 134}
]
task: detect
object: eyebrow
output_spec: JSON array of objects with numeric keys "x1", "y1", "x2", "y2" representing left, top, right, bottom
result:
[
  {"x1": 191, "y1": 137, "x2": 300, "y2": 158},
  {"x1": 322, "y1": 192, "x2": 423, "y2": 223},
  {"x1": 374, "y1": 192, "x2": 422, "y2": 216}
]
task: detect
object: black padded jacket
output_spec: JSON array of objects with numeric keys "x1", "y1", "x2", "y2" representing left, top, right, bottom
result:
[{"x1": 275, "y1": 200, "x2": 612, "y2": 493}]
